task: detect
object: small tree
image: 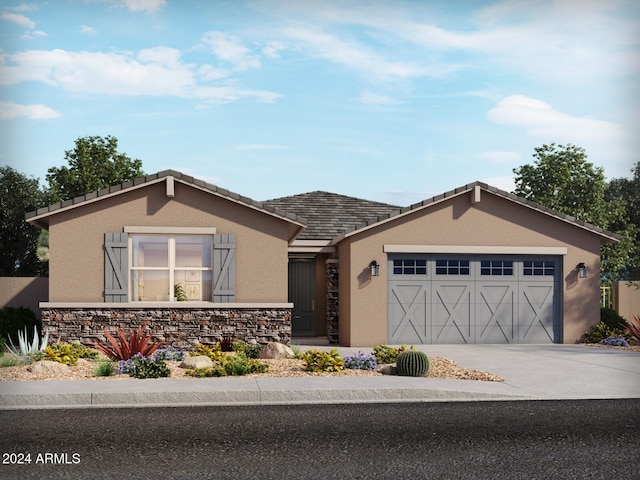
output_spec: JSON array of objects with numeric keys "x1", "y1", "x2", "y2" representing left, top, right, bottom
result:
[
  {"x1": 513, "y1": 144, "x2": 631, "y2": 282},
  {"x1": 0, "y1": 167, "x2": 47, "y2": 276},
  {"x1": 606, "y1": 162, "x2": 640, "y2": 280},
  {"x1": 46, "y1": 135, "x2": 144, "y2": 203}
]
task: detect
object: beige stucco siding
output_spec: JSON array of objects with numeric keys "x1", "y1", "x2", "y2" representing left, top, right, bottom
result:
[
  {"x1": 339, "y1": 191, "x2": 604, "y2": 346},
  {"x1": 48, "y1": 182, "x2": 290, "y2": 303}
]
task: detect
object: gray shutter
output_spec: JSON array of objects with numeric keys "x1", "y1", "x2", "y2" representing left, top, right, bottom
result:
[
  {"x1": 213, "y1": 234, "x2": 236, "y2": 302},
  {"x1": 104, "y1": 232, "x2": 128, "y2": 302}
]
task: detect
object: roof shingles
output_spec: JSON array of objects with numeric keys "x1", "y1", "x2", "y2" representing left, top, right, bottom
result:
[{"x1": 263, "y1": 191, "x2": 401, "y2": 240}]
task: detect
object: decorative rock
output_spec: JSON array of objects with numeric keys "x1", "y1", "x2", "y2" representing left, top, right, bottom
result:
[
  {"x1": 380, "y1": 365, "x2": 398, "y2": 376},
  {"x1": 27, "y1": 360, "x2": 71, "y2": 375},
  {"x1": 179, "y1": 355, "x2": 213, "y2": 369},
  {"x1": 257, "y1": 342, "x2": 294, "y2": 360}
]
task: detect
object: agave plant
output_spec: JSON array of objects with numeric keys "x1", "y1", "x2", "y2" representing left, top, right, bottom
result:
[
  {"x1": 6, "y1": 325, "x2": 49, "y2": 357},
  {"x1": 93, "y1": 326, "x2": 164, "y2": 361}
]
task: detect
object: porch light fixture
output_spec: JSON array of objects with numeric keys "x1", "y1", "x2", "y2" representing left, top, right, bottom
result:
[
  {"x1": 370, "y1": 260, "x2": 380, "y2": 277},
  {"x1": 576, "y1": 262, "x2": 588, "y2": 278}
]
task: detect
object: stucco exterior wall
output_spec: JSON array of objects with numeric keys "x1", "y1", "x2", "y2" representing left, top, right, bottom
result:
[
  {"x1": 339, "y1": 190, "x2": 605, "y2": 346},
  {"x1": 0, "y1": 277, "x2": 49, "y2": 318},
  {"x1": 613, "y1": 281, "x2": 640, "y2": 322},
  {"x1": 47, "y1": 181, "x2": 291, "y2": 303}
]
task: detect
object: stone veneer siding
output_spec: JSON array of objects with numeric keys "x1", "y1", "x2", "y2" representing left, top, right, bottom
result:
[
  {"x1": 326, "y1": 260, "x2": 339, "y2": 344},
  {"x1": 41, "y1": 307, "x2": 291, "y2": 349}
]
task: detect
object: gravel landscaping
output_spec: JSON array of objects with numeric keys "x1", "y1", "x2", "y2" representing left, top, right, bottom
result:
[{"x1": 0, "y1": 355, "x2": 505, "y2": 382}]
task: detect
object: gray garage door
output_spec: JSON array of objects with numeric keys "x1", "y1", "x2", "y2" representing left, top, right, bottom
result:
[{"x1": 388, "y1": 254, "x2": 561, "y2": 344}]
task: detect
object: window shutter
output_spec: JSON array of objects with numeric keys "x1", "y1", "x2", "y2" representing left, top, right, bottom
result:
[
  {"x1": 104, "y1": 232, "x2": 128, "y2": 302},
  {"x1": 213, "y1": 234, "x2": 236, "y2": 302}
]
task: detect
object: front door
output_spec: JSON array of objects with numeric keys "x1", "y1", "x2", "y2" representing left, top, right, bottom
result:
[{"x1": 289, "y1": 259, "x2": 316, "y2": 336}]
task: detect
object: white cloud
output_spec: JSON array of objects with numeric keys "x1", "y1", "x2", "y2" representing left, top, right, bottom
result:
[
  {"x1": 122, "y1": 0, "x2": 166, "y2": 13},
  {"x1": 88, "y1": 0, "x2": 166, "y2": 13},
  {"x1": 20, "y1": 30, "x2": 45, "y2": 40},
  {"x1": 487, "y1": 95, "x2": 627, "y2": 142},
  {"x1": 0, "y1": 101, "x2": 60, "y2": 119},
  {"x1": 0, "y1": 48, "x2": 279, "y2": 104},
  {"x1": 282, "y1": 27, "x2": 461, "y2": 80},
  {"x1": 8, "y1": 4, "x2": 39, "y2": 12},
  {"x1": 480, "y1": 151, "x2": 522, "y2": 163},
  {"x1": 200, "y1": 32, "x2": 261, "y2": 71},
  {"x1": 1, "y1": 11, "x2": 36, "y2": 28},
  {"x1": 357, "y1": 92, "x2": 399, "y2": 105},
  {"x1": 80, "y1": 25, "x2": 97, "y2": 34},
  {"x1": 262, "y1": 41, "x2": 286, "y2": 59}
]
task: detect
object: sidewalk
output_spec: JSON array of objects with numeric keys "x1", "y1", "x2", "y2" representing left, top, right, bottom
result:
[{"x1": 1, "y1": 344, "x2": 639, "y2": 409}]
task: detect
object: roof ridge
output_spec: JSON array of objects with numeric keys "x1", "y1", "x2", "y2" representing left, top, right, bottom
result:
[
  {"x1": 25, "y1": 170, "x2": 308, "y2": 229},
  {"x1": 265, "y1": 190, "x2": 401, "y2": 208}
]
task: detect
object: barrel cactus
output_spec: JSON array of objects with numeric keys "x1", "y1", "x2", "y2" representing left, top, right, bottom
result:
[{"x1": 396, "y1": 350, "x2": 429, "y2": 377}]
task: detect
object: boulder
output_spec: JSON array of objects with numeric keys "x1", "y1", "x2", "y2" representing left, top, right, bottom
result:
[
  {"x1": 27, "y1": 360, "x2": 71, "y2": 375},
  {"x1": 380, "y1": 365, "x2": 398, "y2": 376},
  {"x1": 180, "y1": 355, "x2": 213, "y2": 369},
  {"x1": 257, "y1": 342, "x2": 294, "y2": 360}
]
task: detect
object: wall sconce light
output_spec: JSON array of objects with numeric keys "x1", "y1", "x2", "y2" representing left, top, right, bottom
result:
[
  {"x1": 370, "y1": 260, "x2": 380, "y2": 277},
  {"x1": 576, "y1": 262, "x2": 588, "y2": 278}
]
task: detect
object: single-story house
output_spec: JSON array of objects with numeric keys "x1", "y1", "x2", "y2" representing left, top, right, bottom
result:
[{"x1": 26, "y1": 170, "x2": 619, "y2": 347}]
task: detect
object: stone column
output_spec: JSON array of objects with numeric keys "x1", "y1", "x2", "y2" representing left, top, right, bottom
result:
[{"x1": 326, "y1": 259, "x2": 339, "y2": 344}]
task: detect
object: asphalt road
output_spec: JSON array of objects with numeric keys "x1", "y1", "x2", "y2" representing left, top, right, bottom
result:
[{"x1": 1, "y1": 399, "x2": 639, "y2": 479}]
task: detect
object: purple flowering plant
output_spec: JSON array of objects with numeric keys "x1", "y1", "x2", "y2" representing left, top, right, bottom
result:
[
  {"x1": 600, "y1": 336, "x2": 630, "y2": 347},
  {"x1": 343, "y1": 351, "x2": 377, "y2": 371},
  {"x1": 152, "y1": 346, "x2": 186, "y2": 362}
]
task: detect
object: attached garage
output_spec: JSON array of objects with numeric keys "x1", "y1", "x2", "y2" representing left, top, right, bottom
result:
[{"x1": 387, "y1": 253, "x2": 561, "y2": 344}]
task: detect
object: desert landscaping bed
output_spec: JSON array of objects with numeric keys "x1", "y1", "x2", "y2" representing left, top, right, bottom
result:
[{"x1": 0, "y1": 356, "x2": 504, "y2": 382}]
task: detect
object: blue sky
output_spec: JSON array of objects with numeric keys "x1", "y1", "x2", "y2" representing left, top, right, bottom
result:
[{"x1": 1, "y1": 0, "x2": 638, "y2": 206}]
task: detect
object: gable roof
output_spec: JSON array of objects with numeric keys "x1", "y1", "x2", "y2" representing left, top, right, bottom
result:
[
  {"x1": 25, "y1": 170, "x2": 307, "y2": 239},
  {"x1": 263, "y1": 191, "x2": 401, "y2": 240},
  {"x1": 333, "y1": 181, "x2": 620, "y2": 244}
]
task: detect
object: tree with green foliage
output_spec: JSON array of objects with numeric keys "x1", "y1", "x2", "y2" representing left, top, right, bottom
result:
[
  {"x1": 513, "y1": 143, "x2": 633, "y2": 282},
  {"x1": 0, "y1": 166, "x2": 47, "y2": 276},
  {"x1": 46, "y1": 135, "x2": 144, "y2": 203},
  {"x1": 605, "y1": 161, "x2": 640, "y2": 279}
]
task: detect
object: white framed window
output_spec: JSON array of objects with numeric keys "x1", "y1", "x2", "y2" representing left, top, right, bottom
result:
[{"x1": 129, "y1": 235, "x2": 213, "y2": 302}]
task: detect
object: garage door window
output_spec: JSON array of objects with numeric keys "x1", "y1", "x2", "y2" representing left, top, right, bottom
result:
[
  {"x1": 435, "y1": 259, "x2": 470, "y2": 275},
  {"x1": 523, "y1": 260, "x2": 555, "y2": 276},
  {"x1": 481, "y1": 260, "x2": 514, "y2": 276},
  {"x1": 393, "y1": 259, "x2": 427, "y2": 275}
]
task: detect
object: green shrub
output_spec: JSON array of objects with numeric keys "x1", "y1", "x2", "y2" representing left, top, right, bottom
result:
[
  {"x1": 94, "y1": 361, "x2": 116, "y2": 377},
  {"x1": 290, "y1": 343, "x2": 304, "y2": 359},
  {"x1": 396, "y1": 350, "x2": 430, "y2": 377},
  {"x1": 231, "y1": 340, "x2": 263, "y2": 359},
  {"x1": 302, "y1": 348, "x2": 344, "y2": 373},
  {"x1": 130, "y1": 357, "x2": 171, "y2": 379},
  {"x1": 601, "y1": 307, "x2": 628, "y2": 330},
  {"x1": 0, "y1": 337, "x2": 5, "y2": 354},
  {"x1": 186, "y1": 354, "x2": 268, "y2": 377},
  {"x1": 584, "y1": 322, "x2": 630, "y2": 343},
  {"x1": 372, "y1": 344, "x2": 413, "y2": 364},
  {"x1": 0, "y1": 353, "x2": 29, "y2": 368},
  {"x1": 0, "y1": 307, "x2": 40, "y2": 344},
  {"x1": 187, "y1": 365, "x2": 227, "y2": 378}
]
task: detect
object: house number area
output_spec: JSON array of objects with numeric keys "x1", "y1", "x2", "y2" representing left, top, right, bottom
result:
[{"x1": 3, "y1": 452, "x2": 81, "y2": 465}]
